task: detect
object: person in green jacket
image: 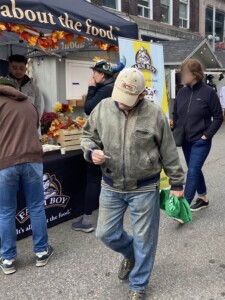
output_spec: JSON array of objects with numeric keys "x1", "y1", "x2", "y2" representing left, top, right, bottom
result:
[
  {"x1": 72, "y1": 59, "x2": 124, "y2": 233},
  {"x1": 81, "y1": 68, "x2": 185, "y2": 300}
]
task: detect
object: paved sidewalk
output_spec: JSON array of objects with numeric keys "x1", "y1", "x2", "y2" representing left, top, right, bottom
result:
[{"x1": 1, "y1": 125, "x2": 225, "y2": 300}]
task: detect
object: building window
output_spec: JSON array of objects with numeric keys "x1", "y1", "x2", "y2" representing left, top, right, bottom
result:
[
  {"x1": 102, "y1": 0, "x2": 121, "y2": 10},
  {"x1": 205, "y1": 7, "x2": 213, "y2": 36},
  {"x1": 160, "y1": 0, "x2": 172, "y2": 25},
  {"x1": 179, "y1": 0, "x2": 189, "y2": 29},
  {"x1": 138, "y1": 0, "x2": 152, "y2": 19},
  {"x1": 215, "y1": 10, "x2": 225, "y2": 42},
  {"x1": 205, "y1": 6, "x2": 225, "y2": 42}
]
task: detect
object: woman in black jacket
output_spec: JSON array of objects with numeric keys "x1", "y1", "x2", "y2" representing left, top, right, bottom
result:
[
  {"x1": 72, "y1": 59, "x2": 123, "y2": 232},
  {"x1": 173, "y1": 59, "x2": 223, "y2": 211}
]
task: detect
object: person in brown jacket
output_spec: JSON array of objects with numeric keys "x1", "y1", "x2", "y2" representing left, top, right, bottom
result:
[{"x1": 0, "y1": 78, "x2": 53, "y2": 275}]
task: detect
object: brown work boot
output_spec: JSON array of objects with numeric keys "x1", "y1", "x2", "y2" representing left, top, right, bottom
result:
[
  {"x1": 128, "y1": 290, "x2": 146, "y2": 300},
  {"x1": 118, "y1": 258, "x2": 135, "y2": 280}
]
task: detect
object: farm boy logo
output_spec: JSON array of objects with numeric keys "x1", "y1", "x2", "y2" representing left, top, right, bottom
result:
[
  {"x1": 132, "y1": 47, "x2": 157, "y2": 74},
  {"x1": 16, "y1": 173, "x2": 70, "y2": 224}
]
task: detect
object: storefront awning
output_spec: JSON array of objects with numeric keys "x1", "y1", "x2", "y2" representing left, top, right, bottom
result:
[{"x1": 0, "y1": 0, "x2": 138, "y2": 51}]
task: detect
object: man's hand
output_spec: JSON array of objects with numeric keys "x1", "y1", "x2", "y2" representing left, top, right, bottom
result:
[
  {"x1": 201, "y1": 135, "x2": 208, "y2": 140},
  {"x1": 88, "y1": 77, "x2": 96, "y2": 87},
  {"x1": 92, "y1": 150, "x2": 106, "y2": 165},
  {"x1": 169, "y1": 190, "x2": 184, "y2": 199}
]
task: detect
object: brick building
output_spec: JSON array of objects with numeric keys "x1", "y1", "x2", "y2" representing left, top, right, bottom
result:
[
  {"x1": 199, "y1": 0, "x2": 225, "y2": 42},
  {"x1": 197, "y1": 0, "x2": 225, "y2": 68},
  {"x1": 87, "y1": 0, "x2": 201, "y2": 41}
]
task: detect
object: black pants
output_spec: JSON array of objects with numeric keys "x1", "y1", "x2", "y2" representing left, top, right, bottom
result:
[{"x1": 84, "y1": 162, "x2": 102, "y2": 215}]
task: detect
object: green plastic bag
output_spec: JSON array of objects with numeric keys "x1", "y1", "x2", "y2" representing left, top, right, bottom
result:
[{"x1": 160, "y1": 189, "x2": 192, "y2": 224}]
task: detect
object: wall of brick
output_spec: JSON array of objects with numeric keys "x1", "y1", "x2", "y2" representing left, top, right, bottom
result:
[
  {"x1": 90, "y1": 0, "x2": 138, "y2": 14},
  {"x1": 90, "y1": 0, "x2": 200, "y2": 35},
  {"x1": 122, "y1": 0, "x2": 138, "y2": 15},
  {"x1": 173, "y1": 0, "x2": 180, "y2": 27},
  {"x1": 152, "y1": 0, "x2": 161, "y2": 22},
  {"x1": 199, "y1": 0, "x2": 225, "y2": 36},
  {"x1": 121, "y1": 0, "x2": 129, "y2": 13},
  {"x1": 190, "y1": 0, "x2": 199, "y2": 32},
  {"x1": 91, "y1": 0, "x2": 102, "y2": 6}
]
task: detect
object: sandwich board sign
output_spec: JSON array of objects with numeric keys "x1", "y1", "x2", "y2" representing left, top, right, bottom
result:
[{"x1": 118, "y1": 37, "x2": 170, "y2": 189}]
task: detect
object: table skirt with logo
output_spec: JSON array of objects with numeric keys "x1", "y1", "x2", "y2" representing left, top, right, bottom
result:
[{"x1": 16, "y1": 150, "x2": 99, "y2": 240}]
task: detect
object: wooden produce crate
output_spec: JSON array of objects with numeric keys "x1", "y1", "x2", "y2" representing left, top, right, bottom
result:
[
  {"x1": 68, "y1": 99, "x2": 85, "y2": 107},
  {"x1": 57, "y1": 128, "x2": 82, "y2": 151}
]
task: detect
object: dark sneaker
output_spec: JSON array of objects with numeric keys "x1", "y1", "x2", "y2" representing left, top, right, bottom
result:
[
  {"x1": 128, "y1": 290, "x2": 146, "y2": 300},
  {"x1": 191, "y1": 198, "x2": 209, "y2": 211},
  {"x1": 173, "y1": 217, "x2": 184, "y2": 224},
  {"x1": 36, "y1": 245, "x2": 54, "y2": 267},
  {"x1": 72, "y1": 218, "x2": 94, "y2": 233},
  {"x1": 0, "y1": 257, "x2": 16, "y2": 275},
  {"x1": 118, "y1": 258, "x2": 135, "y2": 280}
]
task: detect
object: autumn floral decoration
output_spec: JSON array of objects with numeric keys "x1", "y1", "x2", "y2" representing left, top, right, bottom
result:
[
  {"x1": 40, "y1": 112, "x2": 58, "y2": 135},
  {"x1": 0, "y1": 22, "x2": 119, "y2": 52},
  {"x1": 0, "y1": 23, "x2": 75, "y2": 50},
  {"x1": 45, "y1": 103, "x2": 86, "y2": 138},
  {"x1": 53, "y1": 103, "x2": 73, "y2": 114}
]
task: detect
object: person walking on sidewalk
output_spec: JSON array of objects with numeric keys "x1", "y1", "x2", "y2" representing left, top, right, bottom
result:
[
  {"x1": 173, "y1": 59, "x2": 223, "y2": 211},
  {"x1": 72, "y1": 59, "x2": 122, "y2": 233},
  {"x1": 0, "y1": 78, "x2": 53, "y2": 275},
  {"x1": 81, "y1": 68, "x2": 185, "y2": 299}
]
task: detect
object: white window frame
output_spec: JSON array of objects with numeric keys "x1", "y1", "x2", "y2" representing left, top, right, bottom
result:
[
  {"x1": 179, "y1": 0, "x2": 190, "y2": 29},
  {"x1": 170, "y1": 0, "x2": 173, "y2": 25},
  {"x1": 138, "y1": 0, "x2": 153, "y2": 20},
  {"x1": 160, "y1": 0, "x2": 173, "y2": 26},
  {"x1": 102, "y1": 0, "x2": 121, "y2": 11}
]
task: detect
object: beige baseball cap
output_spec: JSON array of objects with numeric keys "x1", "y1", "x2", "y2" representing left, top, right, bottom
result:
[{"x1": 112, "y1": 68, "x2": 146, "y2": 107}]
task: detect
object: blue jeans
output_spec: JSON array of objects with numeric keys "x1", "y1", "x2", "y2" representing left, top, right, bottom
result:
[
  {"x1": 182, "y1": 139, "x2": 212, "y2": 204},
  {"x1": 96, "y1": 187, "x2": 160, "y2": 291},
  {"x1": 0, "y1": 163, "x2": 48, "y2": 260}
]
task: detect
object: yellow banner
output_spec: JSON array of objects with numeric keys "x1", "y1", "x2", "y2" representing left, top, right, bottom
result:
[{"x1": 119, "y1": 38, "x2": 170, "y2": 189}]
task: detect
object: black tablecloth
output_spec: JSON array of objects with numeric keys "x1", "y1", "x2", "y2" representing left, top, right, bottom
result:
[{"x1": 16, "y1": 150, "x2": 98, "y2": 240}]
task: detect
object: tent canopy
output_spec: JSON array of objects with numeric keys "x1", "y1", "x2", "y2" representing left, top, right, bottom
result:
[{"x1": 0, "y1": 0, "x2": 138, "y2": 44}]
